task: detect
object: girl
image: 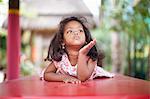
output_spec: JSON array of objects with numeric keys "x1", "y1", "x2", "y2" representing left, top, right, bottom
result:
[{"x1": 43, "y1": 16, "x2": 114, "y2": 84}]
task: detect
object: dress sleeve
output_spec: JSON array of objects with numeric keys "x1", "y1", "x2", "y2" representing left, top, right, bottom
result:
[{"x1": 90, "y1": 66, "x2": 115, "y2": 79}]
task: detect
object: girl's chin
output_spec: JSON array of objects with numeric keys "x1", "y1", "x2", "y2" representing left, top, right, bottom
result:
[
  {"x1": 72, "y1": 42, "x2": 85, "y2": 45},
  {"x1": 71, "y1": 43, "x2": 85, "y2": 47},
  {"x1": 66, "y1": 40, "x2": 85, "y2": 47}
]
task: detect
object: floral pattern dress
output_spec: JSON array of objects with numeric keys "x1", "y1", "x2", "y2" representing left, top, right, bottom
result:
[{"x1": 41, "y1": 54, "x2": 114, "y2": 80}]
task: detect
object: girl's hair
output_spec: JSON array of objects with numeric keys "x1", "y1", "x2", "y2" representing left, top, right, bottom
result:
[{"x1": 45, "y1": 16, "x2": 100, "y2": 62}]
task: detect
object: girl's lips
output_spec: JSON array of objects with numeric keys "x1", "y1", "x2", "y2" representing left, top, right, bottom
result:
[{"x1": 73, "y1": 36, "x2": 80, "y2": 40}]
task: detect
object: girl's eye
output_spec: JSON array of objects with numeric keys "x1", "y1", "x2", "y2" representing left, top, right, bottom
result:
[
  {"x1": 67, "y1": 30, "x2": 73, "y2": 34},
  {"x1": 79, "y1": 29, "x2": 83, "y2": 32}
]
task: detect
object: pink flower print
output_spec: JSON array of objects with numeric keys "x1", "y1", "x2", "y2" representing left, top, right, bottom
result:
[
  {"x1": 63, "y1": 59, "x2": 69, "y2": 67},
  {"x1": 65, "y1": 63, "x2": 69, "y2": 67}
]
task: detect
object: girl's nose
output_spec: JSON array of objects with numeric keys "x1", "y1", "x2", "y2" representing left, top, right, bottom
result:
[{"x1": 73, "y1": 30, "x2": 79, "y2": 35}]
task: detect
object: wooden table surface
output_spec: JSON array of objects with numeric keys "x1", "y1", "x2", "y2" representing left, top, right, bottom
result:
[{"x1": 0, "y1": 74, "x2": 149, "y2": 99}]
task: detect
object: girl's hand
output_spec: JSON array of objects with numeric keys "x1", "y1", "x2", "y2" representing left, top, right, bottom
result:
[
  {"x1": 77, "y1": 39, "x2": 97, "y2": 81},
  {"x1": 78, "y1": 39, "x2": 96, "y2": 62},
  {"x1": 63, "y1": 76, "x2": 81, "y2": 84},
  {"x1": 79, "y1": 39, "x2": 96, "y2": 55}
]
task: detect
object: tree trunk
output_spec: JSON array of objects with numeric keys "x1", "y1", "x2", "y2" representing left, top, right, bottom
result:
[
  {"x1": 127, "y1": 38, "x2": 131, "y2": 75},
  {"x1": 132, "y1": 38, "x2": 137, "y2": 77},
  {"x1": 111, "y1": 32, "x2": 122, "y2": 73},
  {"x1": 148, "y1": 46, "x2": 150, "y2": 80}
]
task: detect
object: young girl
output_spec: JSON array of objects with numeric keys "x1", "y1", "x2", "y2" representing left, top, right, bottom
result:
[{"x1": 43, "y1": 16, "x2": 114, "y2": 83}]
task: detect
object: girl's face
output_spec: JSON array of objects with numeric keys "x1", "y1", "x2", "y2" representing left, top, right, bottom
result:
[{"x1": 63, "y1": 20, "x2": 86, "y2": 48}]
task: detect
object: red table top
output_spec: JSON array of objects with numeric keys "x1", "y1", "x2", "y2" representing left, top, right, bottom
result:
[{"x1": 0, "y1": 74, "x2": 149, "y2": 99}]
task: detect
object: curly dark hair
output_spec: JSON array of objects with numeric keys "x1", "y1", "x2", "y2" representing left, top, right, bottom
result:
[{"x1": 45, "y1": 16, "x2": 100, "y2": 62}]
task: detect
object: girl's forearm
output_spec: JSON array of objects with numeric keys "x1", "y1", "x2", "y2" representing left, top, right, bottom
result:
[
  {"x1": 77, "y1": 39, "x2": 97, "y2": 81},
  {"x1": 44, "y1": 72, "x2": 71, "y2": 82},
  {"x1": 77, "y1": 55, "x2": 93, "y2": 81}
]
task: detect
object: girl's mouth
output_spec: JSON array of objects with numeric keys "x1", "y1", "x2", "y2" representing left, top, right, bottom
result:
[{"x1": 73, "y1": 36, "x2": 80, "y2": 40}]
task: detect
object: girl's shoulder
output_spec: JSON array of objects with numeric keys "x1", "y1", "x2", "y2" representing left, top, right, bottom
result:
[{"x1": 53, "y1": 53, "x2": 70, "y2": 68}]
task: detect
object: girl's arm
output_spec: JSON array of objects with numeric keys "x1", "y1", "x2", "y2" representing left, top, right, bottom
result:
[
  {"x1": 44, "y1": 62, "x2": 81, "y2": 83},
  {"x1": 77, "y1": 39, "x2": 97, "y2": 81}
]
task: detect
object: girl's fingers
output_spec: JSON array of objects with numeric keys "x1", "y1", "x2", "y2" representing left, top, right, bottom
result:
[
  {"x1": 64, "y1": 78, "x2": 81, "y2": 84},
  {"x1": 72, "y1": 80, "x2": 81, "y2": 84},
  {"x1": 77, "y1": 80, "x2": 81, "y2": 84},
  {"x1": 73, "y1": 79, "x2": 81, "y2": 84},
  {"x1": 80, "y1": 39, "x2": 96, "y2": 54}
]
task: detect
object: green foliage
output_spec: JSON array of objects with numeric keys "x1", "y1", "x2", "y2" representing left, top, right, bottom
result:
[
  {"x1": 92, "y1": 28, "x2": 112, "y2": 68},
  {"x1": 20, "y1": 58, "x2": 36, "y2": 76},
  {"x1": 99, "y1": 0, "x2": 150, "y2": 80},
  {"x1": 0, "y1": 29, "x2": 7, "y2": 69}
]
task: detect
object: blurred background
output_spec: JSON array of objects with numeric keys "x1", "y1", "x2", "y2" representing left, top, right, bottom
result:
[{"x1": 0, "y1": 0, "x2": 149, "y2": 82}]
